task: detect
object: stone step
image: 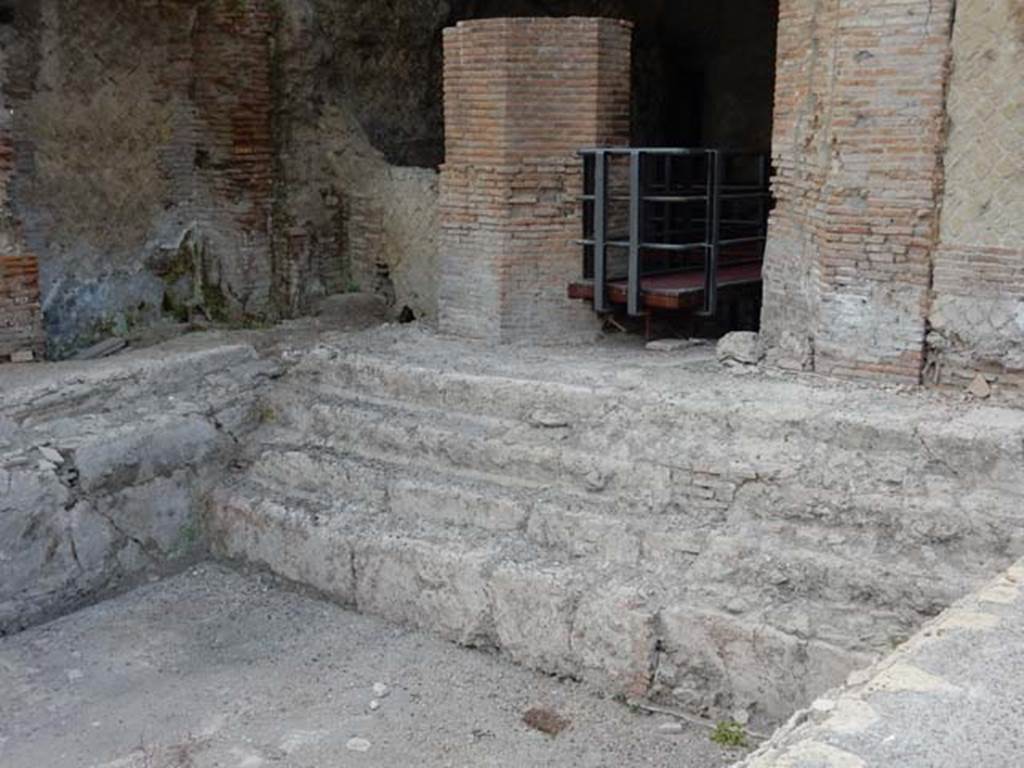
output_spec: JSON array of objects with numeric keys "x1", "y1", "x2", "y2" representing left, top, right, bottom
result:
[
  {"x1": 204, "y1": 479, "x2": 873, "y2": 727},
  {"x1": 288, "y1": 350, "x2": 1024, "y2": 486},
  {"x1": 254, "y1": 389, "x2": 1024, "y2": 567},
  {"x1": 242, "y1": 443, "x2": 1008, "y2": 594},
  {"x1": 215, "y1": 335, "x2": 1024, "y2": 727},
  {"x1": 228, "y1": 449, "x2": 980, "y2": 655}
]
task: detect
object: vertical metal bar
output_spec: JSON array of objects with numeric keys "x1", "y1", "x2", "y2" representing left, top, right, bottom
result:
[
  {"x1": 627, "y1": 150, "x2": 642, "y2": 317},
  {"x1": 703, "y1": 150, "x2": 722, "y2": 317},
  {"x1": 757, "y1": 153, "x2": 768, "y2": 239},
  {"x1": 593, "y1": 152, "x2": 608, "y2": 314}
]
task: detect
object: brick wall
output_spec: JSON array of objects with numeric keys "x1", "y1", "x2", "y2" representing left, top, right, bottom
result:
[
  {"x1": 439, "y1": 18, "x2": 632, "y2": 341},
  {"x1": 762, "y1": 0, "x2": 955, "y2": 383},
  {"x1": 2, "y1": 0, "x2": 278, "y2": 358},
  {"x1": 192, "y1": 0, "x2": 276, "y2": 317},
  {"x1": 928, "y1": 0, "x2": 1024, "y2": 387},
  {"x1": 0, "y1": 20, "x2": 43, "y2": 361}
]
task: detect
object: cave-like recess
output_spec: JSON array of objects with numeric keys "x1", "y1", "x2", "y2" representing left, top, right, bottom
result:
[{"x1": 309, "y1": 0, "x2": 778, "y2": 168}]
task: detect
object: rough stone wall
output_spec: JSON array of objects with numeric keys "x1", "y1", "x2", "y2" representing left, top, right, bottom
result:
[
  {"x1": 271, "y1": 1, "x2": 441, "y2": 323},
  {"x1": 439, "y1": 18, "x2": 631, "y2": 341},
  {"x1": 0, "y1": 340, "x2": 275, "y2": 635},
  {"x1": 0, "y1": 15, "x2": 44, "y2": 361},
  {"x1": 928, "y1": 0, "x2": 1024, "y2": 388},
  {"x1": 762, "y1": 0, "x2": 955, "y2": 383},
  {"x1": 5, "y1": 0, "x2": 276, "y2": 358}
]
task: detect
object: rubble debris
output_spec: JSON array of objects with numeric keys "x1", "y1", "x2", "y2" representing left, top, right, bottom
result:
[
  {"x1": 523, "y1": 707, "x2": 571, "y2": 736},
  {"x1": 717, "y1": 332, "x2": 763, "y2": 366},
  {"x1": 38, "y1": 446, "x2": 64, "y2": 465},
  {"x1": 967, "y1": 374, "x2": 992, "y2": 400},
  {"x1": 345, "y1": 737, "x2": 372, "y2": 752},
  {"x1": 646, "y1": 339, "x2": 700, "y2": 353},
  {"x1": 71, "y1": 338, "x2": 128, "y2": 361}
]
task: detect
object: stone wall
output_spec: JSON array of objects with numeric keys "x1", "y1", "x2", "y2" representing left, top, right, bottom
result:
[
  {"x1": 439, "y1": 17, "x2": 631, "y2": 341},
  {"x1": 272, "y1": 1, "x2": 441, "y2": 323},
  {"x1": 4, "y1": 0, "x2": 276, "y2": 358},
  {"x1": 0, "y1": 339, "x2": 275, "y2": 635},
  {"x1": 928, "y1": 0, "x2": 1024, "y2": 388},
  {"x1": 762, "y1": 0, "x2": 955, "y2": 383}
]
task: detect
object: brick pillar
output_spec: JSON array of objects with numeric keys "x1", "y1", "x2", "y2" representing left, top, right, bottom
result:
[
  {"x1": 762, "y1": 0, "x2": 955, "y2": 382},
  {"x1": 439, "y1": 18, "x2": 632, "y2": 341}
]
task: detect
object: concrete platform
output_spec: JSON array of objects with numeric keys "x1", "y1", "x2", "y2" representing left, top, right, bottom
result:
[{"x1": 0, "y1": 564, "x2": 737, "y2": 768}]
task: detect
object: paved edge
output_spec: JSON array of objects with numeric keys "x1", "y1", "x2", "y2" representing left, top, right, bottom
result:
[{"x1": 734, "y1": 556, "x2": 1024, "y2": 768}]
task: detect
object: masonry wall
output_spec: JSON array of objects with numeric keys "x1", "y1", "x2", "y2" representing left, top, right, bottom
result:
[
  {"x1": 3, "y1": 0, "x2": 276, "y2": 358},
  {"x1": 928, "y1": 0, "x2": 1024, "y2": 388},
  {"x1": 762, "y1": 0, "x2": 955, "y2": 383},
  {"x1": 439, "y1": 18, "x2": 631, "y2": 341},
  {"x1": 0, "y1": 14, "x2": 43, "y2": 361}
]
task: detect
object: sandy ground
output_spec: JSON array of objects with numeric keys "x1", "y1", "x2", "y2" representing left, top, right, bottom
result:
[{"x1": 0, "y1": 564, "x2": 742, "y2": 768}]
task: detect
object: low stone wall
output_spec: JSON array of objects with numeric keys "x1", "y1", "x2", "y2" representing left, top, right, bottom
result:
[
  {"x1": 0, "y1": 339, "x2": 276, "y2": 634},
  {"x1": 737, "y1": 557, "x2": 1024, "y2": 767}
]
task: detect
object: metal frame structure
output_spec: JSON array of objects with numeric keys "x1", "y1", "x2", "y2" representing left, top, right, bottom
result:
[{"x1": 577, "y1": 148, "x2": 769, "y2": 318}]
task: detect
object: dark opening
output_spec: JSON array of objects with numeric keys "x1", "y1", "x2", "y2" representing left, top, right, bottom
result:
[
  {"x1": 320, "y1": 1, "x2": 778, "y2": 169},
  {"x1": 0, "y1": 6, "x2": 14, "y2": 25},
  {"x1": 447, "y1": 1, "x2": 779, "y2": 156}
]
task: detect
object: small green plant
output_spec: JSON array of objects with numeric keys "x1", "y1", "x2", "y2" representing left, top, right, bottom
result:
[
  {"x1": 173, "y1": 519, "x2": 200, "y2": 558},
  {"x1": 257, "y1": 403, "x2": 277, "y2": 424},
  {"x1": 711, "y1": 721, "x2": 748, "y2": 749}
]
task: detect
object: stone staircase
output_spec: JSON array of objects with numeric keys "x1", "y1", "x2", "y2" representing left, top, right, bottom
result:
[{"x1": 207, "y1": 330, "x2": 1024, "y2": 727}]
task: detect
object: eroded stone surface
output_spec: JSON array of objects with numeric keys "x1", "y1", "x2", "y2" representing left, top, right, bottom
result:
[
  {"x1": 736, "y1": 558, "x2": 1024, "y2": 767},
  {"x1": 0, "y1": 339, "x2": 277, "y2": 634},
  {"x1": 205, "y1": 325, "x2": 1024, "y2": 728}
]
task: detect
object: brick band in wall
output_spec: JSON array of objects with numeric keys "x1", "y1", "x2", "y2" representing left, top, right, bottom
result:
[{"x1": 439, "y1": 18, "x2": 632, "y2": 341}]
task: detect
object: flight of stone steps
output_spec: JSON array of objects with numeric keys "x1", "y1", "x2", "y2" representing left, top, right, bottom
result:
[{"x1": 207, "y1": 329, "x2": 1024, "y2": 726}]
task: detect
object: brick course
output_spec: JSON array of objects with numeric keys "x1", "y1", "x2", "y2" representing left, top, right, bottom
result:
[{"x1": 439, "y1": 18, "x2": 631, "y2": 341}]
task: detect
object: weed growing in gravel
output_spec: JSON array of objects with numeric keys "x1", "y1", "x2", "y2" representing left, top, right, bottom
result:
[{"x1": 711, "y1": 721, "x2": 748, "y2": 748}]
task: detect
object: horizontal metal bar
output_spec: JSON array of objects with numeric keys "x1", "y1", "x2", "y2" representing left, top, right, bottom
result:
[
  {"x1": 578, "y1": 148, "x2": 713, "y2": 157},
  {"x1": 719, "y1": 192, "x2": 771, "y2": 201},
  {"x1": 604, "y1": 194, "x2": 708, "y2": 203},
  {"x1": 718, "y1": 236, "x2": 767, "y2": 246},
  {"x1": 641, "y1": 195, "x2": 708, "y2": 204}
]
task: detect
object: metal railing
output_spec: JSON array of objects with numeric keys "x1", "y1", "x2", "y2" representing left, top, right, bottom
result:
[{"x1": 577, "y1": 148, "x2": 769, "y2": 317}]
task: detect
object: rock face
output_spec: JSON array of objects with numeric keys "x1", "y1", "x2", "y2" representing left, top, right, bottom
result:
[
  {"x1": 205, "y1": 326, "x2": 1024, "y2": 729},
  {"x1": 0, "y1": 339, "x2": 276, "y2": 634}
]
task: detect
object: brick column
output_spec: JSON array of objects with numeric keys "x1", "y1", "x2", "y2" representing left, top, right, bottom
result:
[
  {"x1": 762, "y1": 0, "x2": 955, "y2": 382},
  {"x1": 439, "y1": 18, "x2": 632, "y2": 341}
]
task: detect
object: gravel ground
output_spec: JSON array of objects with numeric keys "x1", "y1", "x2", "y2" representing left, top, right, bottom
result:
[{"x1": 0, "y1": 564, "x2": 743, "y2": 768}]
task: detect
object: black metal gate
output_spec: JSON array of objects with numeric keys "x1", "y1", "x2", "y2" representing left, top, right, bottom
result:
[{"x1": 577, "y1": 148, "x2": 770, "y2": 317}]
